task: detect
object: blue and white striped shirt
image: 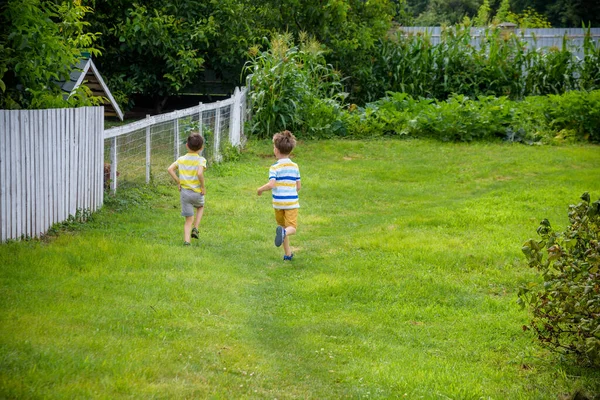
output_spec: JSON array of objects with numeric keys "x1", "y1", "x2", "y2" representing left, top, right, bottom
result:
[{"x1": 269, "y1": 158, "x2": 300, "y2": 209}]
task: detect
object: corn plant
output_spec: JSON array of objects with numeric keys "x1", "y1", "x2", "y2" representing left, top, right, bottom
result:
[
  {"x1": 580, "y1": 26, "x2": 600, "y2": 91},
  {"x1": 370, "y1": 32, "x2": 435, "y2": 101},
  {"x1": 525, "y1": 35, "x2": 578, "y2": 95},
  {"x1": 243, "y1": 33, "x2": 346, "y2": 139},
  {"x1": 430, "y1": 24, "x2": 479, "y2": 99},
  {"x1": 473, "y1": 28, "x2": 528, "y2": 99}
]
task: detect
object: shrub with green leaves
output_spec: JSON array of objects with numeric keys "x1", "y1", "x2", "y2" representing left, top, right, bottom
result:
[
  {"x1": 545, "y1": 90, "x2": 600, "y2": 142},
  {"x1": 342, "y1": 89, "x2": 600, "y2": 143},
  {"x1": 519, "y1": 193, "x2": 600, "y2": 366},
  {"x1": 345, "y1": 93, "x2": 520, "y2": 142}
]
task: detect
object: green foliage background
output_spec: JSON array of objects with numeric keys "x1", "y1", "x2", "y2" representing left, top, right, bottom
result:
[
  {"x1": 2, "y1": 0, "x2": 599, "y2": 111},
  {"x1": 0, "y1": 0, "x2": 102, "y2": 109}
]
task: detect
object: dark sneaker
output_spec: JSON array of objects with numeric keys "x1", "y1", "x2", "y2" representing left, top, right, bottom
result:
[
  {"x1": 191, "y1": 227, "x2": 199, "y2": 239},
  {"x1": 275, "y1": 226, "x2": 285, "y2": 247},
  {"x1": 283, "y1": 253, "x2": 294, "y2": 261},
  {"x1": 183, "y1": 241, "x2": 191, "y2": 246}
]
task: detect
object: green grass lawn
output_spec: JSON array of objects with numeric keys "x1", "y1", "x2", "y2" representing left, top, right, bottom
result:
[{"x1": 1, "y1": 139, "x2": 600, "y2": 399}]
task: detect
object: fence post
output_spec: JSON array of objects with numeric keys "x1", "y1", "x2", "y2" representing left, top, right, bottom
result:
[
  {"x1": 174, "y1": 119, "x2": 179, "y2": 161},
  {"x1": 145, "y1": 114, "x2": 151, "y2": 184},
  {"x1": 0, "y1": 111, "x2": 6, "y2": 242},
  {"x1": 214, "y1": 102, "x2": 222, "y2": 162},
  {"x1": 245, "y1": 74, "x2": 253, "y2": 123},
  {"x1": 230, "y1": 87, "x2": 241, "y2": 147},
  {"x1": 110, "y1": 136, "x2": 118, "y2": 194},
  {"x1": 198, "y1": 102, "x2": 203, "y2": 137},
  {"x1": 198, "y1": 102, "x2": 207, "y2": 159}
]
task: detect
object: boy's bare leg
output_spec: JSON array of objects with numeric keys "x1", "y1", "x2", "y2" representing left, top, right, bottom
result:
[
  {"x1": 194, "y1": 206, "x2": 204, "y2": 230},
  {"x1": 283, "y1": 226, "x2": 296, "y2": 256},
  {"x1": 184, "y1": 216, "x2": 194, "y2": 242}
]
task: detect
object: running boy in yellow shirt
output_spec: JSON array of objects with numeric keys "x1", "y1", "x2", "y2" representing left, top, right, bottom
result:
[{"x1": 168, "y1": 133, "x2": 207, "y2": 246}]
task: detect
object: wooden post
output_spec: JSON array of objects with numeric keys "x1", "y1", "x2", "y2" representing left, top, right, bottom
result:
[
  {"x1": 110, "y1": 136, "x2": 117, "y2": 194},
  {"x1": 198, "y1": 102, "x2": 203, "y2": 136},
  {"x1": 229, "y1": 87, "x2": 239, "y2": 146},
  {"x1": 146, "y1": 114, "x2": 151, "y2": 184},
  {"x1": 214, "y1": 102, "x2": 222, "y2": 162},
  {"x1": 0, "y1": 111, "x2": 6, "y2": 242},
  {"x1": 198, "y1": 102, "x2": 204, "y2": 157},
  {"x1": 174, "y1": 118, "x2": 179, "y2": 161}
]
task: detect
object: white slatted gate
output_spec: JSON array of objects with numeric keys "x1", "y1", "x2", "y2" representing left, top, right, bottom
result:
[{"x1": 0, "y1": 107, "x2": 104, "y2": 242}]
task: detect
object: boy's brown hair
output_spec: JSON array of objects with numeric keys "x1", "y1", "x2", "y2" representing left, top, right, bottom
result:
[
  {"x1": 187, "y1": 133, "x2": 204, "y2": 151},
  {"x1": 273, "y1": 130, "x2": 296, "y2": 155}
]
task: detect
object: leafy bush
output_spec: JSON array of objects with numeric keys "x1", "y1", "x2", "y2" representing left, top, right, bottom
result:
[
  {"x1": 545, "y1": 90, "x2": 600, "y2": 142},
  {"x1": 342, "y1": 89, "x2": 600, "y2": 143},
  {"x1": 519, "y1": 193, "x2": 600, "y2": 366},
  {"x1": 345, "y1": 93, "x2": 519, "y2": 142},
  {"x1": 408, "y1": 95, "x2": 516, "y2": 141}
]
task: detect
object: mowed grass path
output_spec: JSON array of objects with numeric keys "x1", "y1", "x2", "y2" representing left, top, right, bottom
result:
[{"x1": 1, "y1": 139, "x2": 600, "y2": 399}]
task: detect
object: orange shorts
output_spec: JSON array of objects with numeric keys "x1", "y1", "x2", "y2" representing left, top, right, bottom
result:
[{"x1": 274, "y1": 208, "x2": 298, "y2": 229}]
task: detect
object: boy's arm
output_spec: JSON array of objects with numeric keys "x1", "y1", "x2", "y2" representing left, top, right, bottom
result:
[
  {"x1": 197, "y1": 165, "x2": 206, "y2": 194},
  {"x1": 296, "y1": 179, "x2": 301, "y2": 192},
  {"x1": 257, "y1": 179, "x2": 275, "y2": 196},
  {"x1": 167, "y1": 162, "x2": 180, "y2": 189}
]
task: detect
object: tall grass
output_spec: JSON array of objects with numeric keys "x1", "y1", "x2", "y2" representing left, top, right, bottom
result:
[{"x1": 1, "y1": 139, "x2": 600, "y2": 398}]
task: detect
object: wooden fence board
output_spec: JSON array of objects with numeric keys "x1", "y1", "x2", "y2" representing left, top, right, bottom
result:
[
  {"x1": 32, "y1": 112, "x2": 38, "y2": 237},
  {"x1": 68, "y1": 108, "x2": 76, "y2": 217},
  {"x1": 0, "y1": 111, "x2": 6, "y2": 242},
  {"x1": 49, "y1": 109, "x2": 57, "y2": 227},
  {"x1": 12, "y1": 112, "x2": 21, "y2": 239},
  {"x1": 57, "y1": 108, "x2": 65, "y2": 224},
  {"x1": 23, "y1": 111, "x2": 31, "y2": 238}
]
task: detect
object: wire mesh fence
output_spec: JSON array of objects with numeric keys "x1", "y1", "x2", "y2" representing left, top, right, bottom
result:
[{"x1": 103, "y1": 87, "x2": 247, "y2": 192}]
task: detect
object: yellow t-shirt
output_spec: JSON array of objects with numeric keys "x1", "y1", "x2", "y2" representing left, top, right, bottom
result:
[{"x1": 176, "y1": 153, "x2": 207, "y2": 193}]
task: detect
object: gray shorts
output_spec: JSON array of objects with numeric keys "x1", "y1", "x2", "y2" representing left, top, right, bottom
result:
[{"x1": 180, "y1": 188, "x2": 205, "y2": 217}]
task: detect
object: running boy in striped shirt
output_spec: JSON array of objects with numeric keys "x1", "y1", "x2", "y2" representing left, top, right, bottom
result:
[
  {"x1": 257, "y1": 130, "x2": 301, "y2": 261},
  {"x1": 167, "y1": 133, "x2": 207, "y2": 246}
]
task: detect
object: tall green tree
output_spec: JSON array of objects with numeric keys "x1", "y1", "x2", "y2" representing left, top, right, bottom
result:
[
  {"x1": 0, "y1": 0, "x2": 101, "y2": 109},
  {"x1": 85, "y1": 0, "x2": 397, "y2": 110},
  {"x1": 413, "y1": 0, "x2": 480, "y2": 26},
  {"x1": 405, "y1": 0, "x2": 599, "y2": 27},
  {"x1": 86, "y1": 0, "x2": 272, "y2": 112},
  {"x1": 85, "y1": 1, "x2": 210, "y2": 112}
]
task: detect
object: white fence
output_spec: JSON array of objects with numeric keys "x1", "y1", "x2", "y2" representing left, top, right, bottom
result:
[
  {"x1": 399, "y1": 27, "x2": 600, "y2": 59},
  {"x1": 0, "y1": 107, "x2": 104, "y2": 242},
  {"x1": 103, "y1": 86, "x2": 248, "y2": 192}
]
